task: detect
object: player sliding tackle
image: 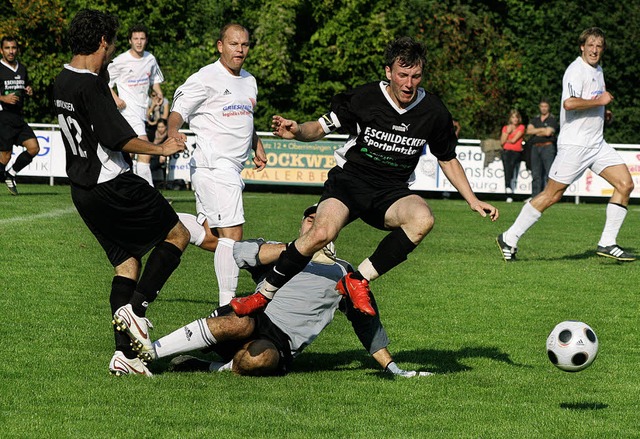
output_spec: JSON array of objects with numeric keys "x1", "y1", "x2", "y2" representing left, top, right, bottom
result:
[
  {"x1": 230, "y1": 36, "x2": 498, "y2": 317},
  {"x1": 125, "y1": 205, "x2": 431, "y2": 377}
]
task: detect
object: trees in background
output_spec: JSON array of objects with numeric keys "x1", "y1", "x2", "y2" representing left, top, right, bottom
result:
[{"x1": 1, "y1": 0, "x2": 638, "y2": 142}]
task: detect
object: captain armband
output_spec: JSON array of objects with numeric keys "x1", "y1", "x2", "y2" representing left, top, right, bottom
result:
[{"x1": 318, "y1": 112, "x2": 339, "y2": 133}]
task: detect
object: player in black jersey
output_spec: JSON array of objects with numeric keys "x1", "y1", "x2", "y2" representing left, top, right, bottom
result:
[
  {"x1": 232, "y1": 36, "x2": 499, "y2": 317},
  {"x1": 0, "y1": 36, "x2": 40, "y2": 195},
  {"x1": 53, "y1": 9, "x2": 190, "y2": 376}
]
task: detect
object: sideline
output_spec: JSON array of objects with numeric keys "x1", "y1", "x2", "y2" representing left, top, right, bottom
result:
[{"x1": 0, "y1": 206, "x2": 77, "y2": 226}]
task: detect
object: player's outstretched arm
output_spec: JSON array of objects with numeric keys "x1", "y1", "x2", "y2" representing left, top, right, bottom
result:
[
  {"x1": 272, "y1": 115, "x2": 326, "y2": 142},
  {"x1": 122, "y1": 137, "x2": 185, "y2": 157},
  {"x1": 438, "y1": 158, "x2": 499, "y2": 221}
]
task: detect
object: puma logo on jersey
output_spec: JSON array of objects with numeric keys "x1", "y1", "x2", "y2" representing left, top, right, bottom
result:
[{"x1": 392, "y1": 123, "x2": 410, "y2": 132}]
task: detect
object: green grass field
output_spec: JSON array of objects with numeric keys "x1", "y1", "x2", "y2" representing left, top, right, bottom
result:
[{"x1": 1, "y1": 185, "x2": 639, "y2": 438}]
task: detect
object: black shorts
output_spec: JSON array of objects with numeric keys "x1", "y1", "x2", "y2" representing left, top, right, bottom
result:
[
  {"x1": 211, "y1": 306, "x2": 293, "y2": 375},
  {"x1": 319, "y1": 166, "x2": 414, "y2": 230},
  {"x1": 0, "y1": 112, "x2": 36, "y2": 151},
  {"x1": 71, "y1": 172, "x2": 178, "y2": 266}
]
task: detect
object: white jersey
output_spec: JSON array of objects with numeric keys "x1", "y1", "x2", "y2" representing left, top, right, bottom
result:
[
  {"x1": 557, "y1": 56, "x2": 606, "y2": 149},
  {"x1": 171, "y1": 60, "x2": 257, "y2": 173},
  {"x1": 108, "y1": 51, "x2": 164, "y2": 124}
]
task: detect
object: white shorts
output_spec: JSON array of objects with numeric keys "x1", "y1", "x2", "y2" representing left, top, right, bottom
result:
[
  {"x1": 121, "y1": 107, "x2": 147, "y2": 137},
  {"x1": 548, "y1": 142, "x2": 625, "y2": 185},
  {"x1": 191, "y1": 167, "x2": 245, "y2": 228}
]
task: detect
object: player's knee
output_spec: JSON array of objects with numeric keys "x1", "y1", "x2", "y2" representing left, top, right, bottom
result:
[
  {"x1": 169, "y1": 221, "x2": 190, "y2": 250},
  {"x1": 25, "y1": 139, "x2": 40, "y2": 156},
  {"x1": 616, "y1": 178, "x2": 634, "y2": 197},
  {"x1": 306, "y1": 226, "x2": 334, "y2": 251},
  {"x1": 232, "y1": 340, "x2": 280, "y2": 376},
  {"x1": 405, "y1": 211, "x2": 434, "y2": 242}
]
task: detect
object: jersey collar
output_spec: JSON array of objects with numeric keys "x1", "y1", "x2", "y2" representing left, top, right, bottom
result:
[{"x1": 379, "y1": 81, "x2": 425, "y2": 114}]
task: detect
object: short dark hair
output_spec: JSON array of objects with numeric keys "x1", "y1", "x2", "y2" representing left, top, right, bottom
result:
[
  {"x1": 579, "y1": 27, "x2": 606, "y2": 50},
  {"x1": 218, "y1": 23, "x2": 249, "y2": 43},
  {"x1": 384, "y1": 36, "x2": 426, "y2": 69},
  {"x1": 128, "y1": 23, "x2": 148, "y2": 40},
  {"x1": 1, "y1": 35, "x2": 18, "y2": 47},
  {"x1": 539, "y1": 97, "x2": 550, "y2": 105},
  {"x1": 68, "y1": 9, "x2": 118, "y2": 55}
]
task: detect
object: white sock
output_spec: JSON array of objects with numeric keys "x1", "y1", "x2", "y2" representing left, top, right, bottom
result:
[
  {"x1": 357, "y1": 258, "x2": 379, "y2": 281},
  {"x1": 136, "y1": 161, "x2": 154, "y2": 186},
  {"x1": 215, "y1": 238, "x2": 239, "y2": 306},
  {"x1": 258, "y1": 280, "x2": 278, "y2": 299},
  {"x1": 177, "y1": 212, "x2": 206, "y2": 247},
  {"x1": 153, "y1": 318, "x2": 216, "y2": 359},
  {"x1": 598, "y1": 203, "x2": 627, "y2": 247},
  {"x1": 503, "y1": 202, "x2": 542, "y2": 247}
]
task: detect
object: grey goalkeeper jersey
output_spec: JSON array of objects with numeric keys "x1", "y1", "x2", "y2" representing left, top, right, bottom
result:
[{"x1": 234, "y1": 241, "x2": 389, "y2": 358}]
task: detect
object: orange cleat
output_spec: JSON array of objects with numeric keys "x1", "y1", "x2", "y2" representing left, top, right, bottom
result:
[
  {"x1": 230, "y1": 292, "x2": 270, "y2": 316},
  {"x1": 336, "y1": 273, "x2": 375, "y2": 316}
]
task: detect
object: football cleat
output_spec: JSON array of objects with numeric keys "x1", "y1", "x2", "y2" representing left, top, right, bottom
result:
[
  {"x1": 109, "y1": 350, "x2": 152, "y2": 376},
  {"x1": 496, "y1": 233, "x2": 517, "y2": 262},
  {"x1": 336, "y1": 273, "x2": 376, "y2": 316},
  {"x1": 5, "y1": 173, "x2": 18, "y2": 196},
  {"x1": 230, "y1": 292, "x2": 270, "y2": 316},
  {"x1": 596, "y1": 245, "x2": 636, "y2": 262},
  {"x1": 168, "y1": 355, "x2": 213, "y2": 372},
  {"x1": 112, "y1": 304, "x2": 156, "y2": 361}
]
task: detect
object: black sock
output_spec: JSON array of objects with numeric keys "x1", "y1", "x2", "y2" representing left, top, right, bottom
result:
[
  {"x1": 131, "y1": 241, "x2": 182, "y2": 316},
  {"x1": 369, "y1": 228, "x2": 418, "y2": 276},
  {"x1": 0, "y1": 163, "x2": 5, "y2": 180},
  {"x1": 265, "y1": 240, "x2": 312, "y2": 289},
  {"x1": 110, "y1": 276, "x2": 137, "y2": 354},
  {"x1": 9, "y1": 150, "x2": 35, "y2": 174}
]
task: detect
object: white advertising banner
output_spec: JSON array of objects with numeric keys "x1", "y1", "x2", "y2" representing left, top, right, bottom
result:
[
  {"x1": 13, "y1": 126, "x2": 640, "y2": 199},
  {"x1": 409, "y1": 143, "x2": 640, "y2": 198}
]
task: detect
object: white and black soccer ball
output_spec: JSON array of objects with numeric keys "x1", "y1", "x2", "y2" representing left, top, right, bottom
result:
[{"x1": 546, "y1": 321, "x2": 598, "y2": 372}]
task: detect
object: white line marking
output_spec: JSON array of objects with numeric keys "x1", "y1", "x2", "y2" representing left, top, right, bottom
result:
[{"x1": 0, "y1": 206, "x2": 76, "y2": 225}]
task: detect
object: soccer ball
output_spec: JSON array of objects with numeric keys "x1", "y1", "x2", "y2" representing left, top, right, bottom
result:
[{"x1": 546, "y1": 321, "x2": 598, "y2": 372}]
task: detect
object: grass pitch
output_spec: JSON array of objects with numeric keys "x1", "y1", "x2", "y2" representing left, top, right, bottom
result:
[{"x1": 1, "y1": 185, "x2": 638, "y2": 438}]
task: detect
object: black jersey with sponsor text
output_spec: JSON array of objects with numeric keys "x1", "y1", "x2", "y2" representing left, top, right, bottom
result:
[
  {"x1": 329, "y1": 81, "x2": 457, "y2": 185},
  {"x1": 53, "y1": 65, "x2": 136, "y2": 188},
  {"x1": 0, "y1": 60, "x2": 29, "y2": 114}
]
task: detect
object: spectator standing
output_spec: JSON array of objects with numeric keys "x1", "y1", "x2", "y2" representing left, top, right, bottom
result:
[
  {"x1": 146, "y1": 90, "x2": 169, "y2": 141},
  {"x1": 526, "y1": 98, "x2": 559, "y2": 197},
  {"x1": 500, "y1": 109, "x2": 525, "y2": 202}
]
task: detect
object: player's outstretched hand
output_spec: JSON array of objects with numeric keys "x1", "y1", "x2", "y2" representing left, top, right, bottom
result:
[
  {"x1": 471, "y1": 201, "x2": 499, "y2": 221},
  {"x1": 160, "y1": 137, "x2": 186, "y2": 156},
  {"x1": 272, "y1": 115, "x2": 298, "y2": 139}
]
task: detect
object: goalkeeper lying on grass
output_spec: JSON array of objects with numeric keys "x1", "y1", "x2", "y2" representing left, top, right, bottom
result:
[{"x1": 121, "y1": 205, "x2": 432, "y2": 377}]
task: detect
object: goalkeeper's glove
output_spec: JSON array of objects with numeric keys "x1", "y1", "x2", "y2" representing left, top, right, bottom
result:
[{"x1": 385, "y1": 361, "x2": 433, "y2": 378}]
